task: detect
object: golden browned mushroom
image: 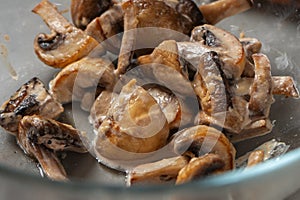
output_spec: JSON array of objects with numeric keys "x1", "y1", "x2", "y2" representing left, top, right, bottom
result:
[
  {"x1": 249, "y1": 53, "x2": 274, "y2": 119},
  {"x1": 247, "y1": 150, "x2": 264, "y2": 167},
  {"x1": 176, "y1": 153, "x2": 225, "y2": 185},
  {"x1": 172, "y1": 125, "x2": 236, "y2": 171},
  {"x1": 127, "y1": 156, "x2": 189, "y2": 186},
  {"x1": 17, "y1": 115, "x2": 88, "y2": 181},
  {"x1": 0, "y1": 77, "x2": 63, "y2": 135},
  {"x1": 272, "y1": 76, "x2": 299, "y2": 98},
  {"x1": 93, "y1": 79, "x2": 170, "y2": 170},
  {"x1": 71, "y1": 0, "x2": 113, "y2": 30},
  {"x1": 49, "y1": 57, "x2": 116, "y2": 105},
  {"x1": 33, "y1": 0, "x2": 98, "y2": 68}
]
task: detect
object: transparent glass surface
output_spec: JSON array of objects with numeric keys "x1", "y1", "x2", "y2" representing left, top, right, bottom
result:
[{"x1": 0, "y1": 0, "x2": 299, "y2": 199}]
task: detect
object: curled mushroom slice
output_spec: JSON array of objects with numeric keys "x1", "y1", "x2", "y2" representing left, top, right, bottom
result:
[
  {"x1": 49, "y1": 57, "x2": 116, "y2": 104},
  {"x1": 272, "y1": 76, "x2": 299, "y2": 98},
  {"x1": 246, "y1": 150, "x2": 264, "y2": 167},
  {"x1": 127, "y1": 156, "x2": 189, "y2": 186},
  {"x1": 32, "y1": 0, "x2": 98, "y2": 68},
  {"x1": 191, "y1": 24, "x2": 246, "y2": 79},
  {"x1": 172, "y1": 125, "x2": 236, "y2": 170},
  {"x1": 176, "y1": 153, "x2": 225, "y2": 185},
  {"x1": 0, "y1": 77, "x2": 63, "y2": 135},
  {"x1": 71, "y1": 0, "x2": 113, "y2": 30},
  {"x1": 249, "y1": 53, "x2": 274, "y2": 119},
  {"x1": 240, "y1": 37, "x2": 262, "y2": 60},
  {"x1": 93, "y1": 79, "x2": 169, "y2": 170}
]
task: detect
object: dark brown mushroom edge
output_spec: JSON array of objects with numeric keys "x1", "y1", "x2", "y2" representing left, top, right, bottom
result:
[{"x1": 0, "y1": 0, "x2": 298, "y2": 187}]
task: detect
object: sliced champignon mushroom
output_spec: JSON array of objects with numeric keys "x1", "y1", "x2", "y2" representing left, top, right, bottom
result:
[
  {"x1": 127, "y1": 156, "x2": 189, "y2": 186},
  {"x1": 240, "y1": 37, "x2": 262, "y2": 60},
  {"x1": 0, "y1": 77, "x2": 63, "y2": 135},
  {"x1": 175, "y1": 153, "x2": 225, "y2": 185},
  {"x1": 228, "y1": 118, "x2": 273, "y2": 142},
  {"x1": 89, "y1": 90, "x2": 118, "y2": 130},
  {"x1": 93, "y1": 79, "x2": 170, "y2": 170},
  {"x1": 116, "y1": 0, "x2": 203, "y2": 75},
  {"x1": 32, "y1": 0, "x2": 99, "y2": 68},
  {"x1": 193, "y1": 51, "x2": 230, "y2": 115},
  {"x1": 71, "y1": 0, "x2": 113, "y2": 30},
  {"x1": 49, "y1": 57, "x2": 116, "y2": 104},
  {"x1": 172, "y1": 125, "x2": 236, "y2": 170},
  {"x1": 199, "y1": 0, "x2": 253, "y2": 25},
  {"x1": 246, "y1": 150, "x2": 264, "y2": 167},
  {"x1": 272, "y1": 76, "x2": 299, "y2": 98},
  {"x1": 249, "y1": 53, "x2": 274, "y2": 119},
  {"x1": 18, "y1": 115, "x2": 87, "y2": 153},
  {"x1": 190, "y1": 24, "x2": 246, "y2": 80},
  {"x1": 85, "y1": 4, "x2": 124, "y2": 54}
]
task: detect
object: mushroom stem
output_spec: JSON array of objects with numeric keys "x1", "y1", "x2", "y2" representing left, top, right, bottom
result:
[
  {"x1": 32, "y1": 0, "x2": 71, "y2": 33},
  {"x1": 199, "y1": 0, "x2": 253, "y2": 25}
]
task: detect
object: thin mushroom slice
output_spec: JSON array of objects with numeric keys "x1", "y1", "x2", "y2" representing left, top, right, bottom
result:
[
  {"x1": 272, "y1": 76, "x2": 299, "y2": 98},
  {"x1": 0, "y1": 77, "x2": 63, "y2": 135},
  {"x1": 49, "y1": 57, "x2": 116, "y2": 105},
  {"x1": 127, "y1": 156, "x2": 189, "y2": 186},
  {"x1": 93, "y1": 79, "x2": 169, "y2": 170},
  {"x1": 176, "y1": 153, "x2": 225, "y2": 185},
  {"x1": 199, "y1": 0, "x2": 252, "y2": 25},
  {"x1": 71, "y1": 0, "x2": 113, "y2": 30},
  {"x1": 249, "y1": 53, "x2": 274, "y2": 119},
  {"x1": 191, "y1": 24, "x2": 246, "y2": 79},
  {"x1": 172, "y1": 125, "x2": 236, "y2": 170},
  {"x1": 32, "y1": 0, "x2": 98, "y2": 68}
]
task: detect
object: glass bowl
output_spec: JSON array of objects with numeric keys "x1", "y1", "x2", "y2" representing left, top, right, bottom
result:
[{"x1": 0, "y1": 0, "x2": 299, "y2": 199}]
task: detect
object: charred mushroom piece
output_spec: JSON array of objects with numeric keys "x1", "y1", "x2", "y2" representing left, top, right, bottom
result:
[
  {"x1": 246, "y1": 150, "x2": 264, "y2": 167},
  {"x1": 172, "y1": 125, "x2": 236, "y2": 170},
  {"x1": 190, "y1": 24, "x2": 246, "y2": 79},
  {"x1": 272, "y1": 76, "x2": 299, "y2": 98},
  {"x1": 71, "y1": 0, "x2": 113, "y2": 30},
  {"x1": 18, "y1": 115, "x2": 87, "y2": 153},
  {"x1": 249, "y1": 53, "x2": 274, "y2": 119},
  {"x1": 33, "y1": 0, "x2": 98, "y2": 68},
  {"x1": 127, "y1": 156, "x2": 189, "y2": 186},
  {"x1": 176, "y1": 153, "x2": 225, "y2": 185},
  {"x1": 93, "y1": 79, "x2": 170, "y2": 170},
  {"x1": 49, "y1": 57, "x2": 116, "y2": 104},
  {"x1": 0, "y1": 77, "x2": 63, "y2": 134}
]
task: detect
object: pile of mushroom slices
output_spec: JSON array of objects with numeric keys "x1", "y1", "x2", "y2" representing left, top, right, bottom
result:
[{"x1": 0, "y1": 0, "x2": 299, "y2": 185}]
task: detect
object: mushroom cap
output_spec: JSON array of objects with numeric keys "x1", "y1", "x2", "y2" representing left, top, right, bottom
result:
[
  {"x1": 172, "y1": 125, "x2": 236, "y2": 170},
  {"x1": 49, "y1": 57, "x2": 116, "y2": 104}
]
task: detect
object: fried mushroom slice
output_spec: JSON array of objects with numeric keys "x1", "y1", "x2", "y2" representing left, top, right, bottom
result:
[
  {"x1": 127, "y1": 156, "x2": 189, "y2": 186},
  {"x1": 93, "y1": 79, "x2": 169, "y2": 170},
  {"x1": 89, "y1": 91, "x2": 118, "y2": 130},
  {"x1": 176, "y1": 153, "x2": 225, "y2": 185},
  {"x1": 191, "y1": 24, "x2": 246, "y2": 79},
  {"x1": 49, "y1": 57, "x2": 116, "y2": 104},
  {"x1": 249, "y1": 53, "x2": 274, "y2": 119},
  {"x1": 172, "y1": 125, "x2": 236, "y2": 170},
  {"x1": 0, "y1": 77, "x2": 63, "y2": 135},
  {"x1": 246, "y1": 150, "x2": 264, "y2": 167},
  {"x1": 272, "y1": 76, "x2": 299, "y2": 98},
  {"x1": 33, "y1": 0, "x2": 98, "y2": 68},
  {"x1": 71, "y1": 0, "x2": 113, "y2": 30}
]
